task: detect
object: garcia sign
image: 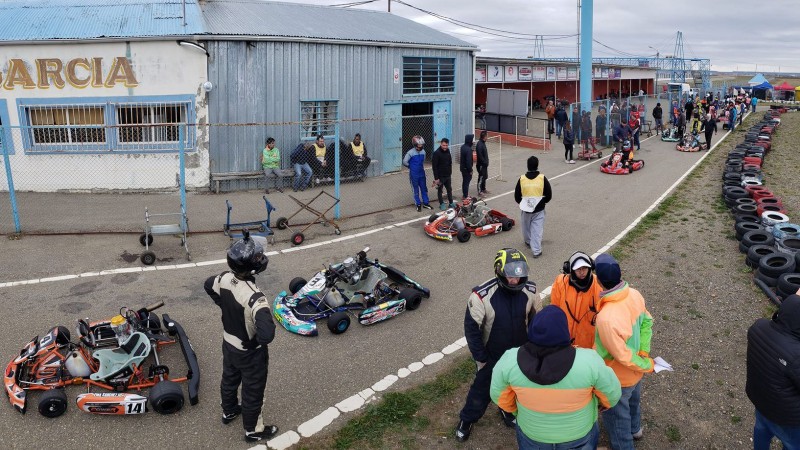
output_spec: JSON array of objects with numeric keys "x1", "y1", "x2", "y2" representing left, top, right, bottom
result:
[{"x1": 1, "y1": 56, "x2": 138, "y2": 90}]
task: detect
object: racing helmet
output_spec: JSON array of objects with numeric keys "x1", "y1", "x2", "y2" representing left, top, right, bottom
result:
[
  {"x1": 445, "y1": 208, "x2": 457, "y2": 221},
  {"x1": 494, "y1": 248, "x2": 529, "y2": 292},
  {"x1": 226, "y1": 230, "x2": 268, "y2": 278},
  {"x1": 412, "y1": 135, "x2": 425, "y2": 148},
  {"x1": 622, "y1": 140, "x2": 632, "y2": 151}
]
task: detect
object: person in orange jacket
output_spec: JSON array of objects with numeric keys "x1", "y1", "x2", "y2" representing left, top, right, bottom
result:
[
  {"x1": 593, "y1": 253, "x2": 654, "y2": 450},
  {"x1": 548, "y1": 251, "x2": 602, "y2": 349}
]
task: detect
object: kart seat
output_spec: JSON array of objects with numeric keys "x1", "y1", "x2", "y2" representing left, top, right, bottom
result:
[{"x1": 90, "y1": 332, "x2": 151, "y2": 381}]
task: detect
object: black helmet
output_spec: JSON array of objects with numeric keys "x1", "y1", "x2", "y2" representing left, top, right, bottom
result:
[
  {"x1": 494, "y1": 248, "x2": 529, "y2": 292},
  {"x1": 227, "y1": 231, "x2": 268, "y2": 278}
]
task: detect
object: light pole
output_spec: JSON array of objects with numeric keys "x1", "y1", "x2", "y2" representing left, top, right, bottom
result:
[{"x1": 649, "y1": 46, "x2": 660, "y2": 96}]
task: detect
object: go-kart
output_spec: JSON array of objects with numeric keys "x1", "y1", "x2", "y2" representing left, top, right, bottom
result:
[
  {"x1": 424, "y1": 197, "x2": 514, "y2": 243},
  {"x1": 600, "y1": 140, "x2": 644, "y2": 175},
  {"x1": 4, "y1": 301, "x2": 199, "y2": 418},
  {"x1": 661, "y1": 127, "x2": 681, "y2": 142},
  {"x1": 676, "y1": 132, "x2": 708, "y2": 152},
  {"x1": 273, "y1": 247, "x2": 430, "y2": 336}
]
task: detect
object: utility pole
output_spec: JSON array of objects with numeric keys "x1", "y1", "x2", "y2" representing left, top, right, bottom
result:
[{"x1": 388, "y1": 0, "x2": 391, "y2": 12}]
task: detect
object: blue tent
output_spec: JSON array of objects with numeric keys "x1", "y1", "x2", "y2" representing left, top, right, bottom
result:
[
  {"x1": 752, "y1": 81, "x2": 773, "y2": 90},
  {"x1": 748, "y1": 73, "x2": 769, "y2": 85}
]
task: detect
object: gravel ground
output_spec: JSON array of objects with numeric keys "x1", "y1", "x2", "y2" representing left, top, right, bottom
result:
[{"x1": 300, "y1": 108, "x2": 799, "y2": 450}]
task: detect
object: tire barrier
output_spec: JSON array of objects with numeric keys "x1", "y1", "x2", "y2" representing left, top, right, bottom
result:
[
  {"x1": 772, "y1": 223, "x2": 800, "y2": 241},
  {"x1": 746, "y1": 244, "x2": 776, "y2": 269},
  {"x1": 740, "y1": 230, "x2": 775, "y2": 254}
]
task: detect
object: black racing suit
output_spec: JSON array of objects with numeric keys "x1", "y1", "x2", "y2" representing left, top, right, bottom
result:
[{"x1": 205, "y1": 272, "x2": 276, "y2": 433}]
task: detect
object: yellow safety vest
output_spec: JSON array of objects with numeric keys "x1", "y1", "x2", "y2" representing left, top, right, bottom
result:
[
  {"x1": 351, "y1": 142, "x2": 364, "y2": 157},
  {"x1": 519, "y1": 174, "x2": 545, "y2": 212},
  {"x1": 314, "y1": 144, "x2": 326, "y2": 159}
]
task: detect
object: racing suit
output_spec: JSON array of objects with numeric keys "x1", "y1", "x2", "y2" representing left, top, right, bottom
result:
[
  {"x1": 475, "y1": 137, "x2": 489, "y2": 194},
  {"x1": 459, "y1": 278, "x2": 538, "y2": 424},
  {"x1": 205, "y1": 272, "x2": 276, "y2": 433},
  {"x1": 402, "y1": 146, "x2": 429, "y2": 207}
]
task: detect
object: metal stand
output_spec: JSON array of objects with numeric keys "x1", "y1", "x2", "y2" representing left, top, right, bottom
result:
[{"x1": 274, "y1": 191, "x2": 341, "y2": 246}]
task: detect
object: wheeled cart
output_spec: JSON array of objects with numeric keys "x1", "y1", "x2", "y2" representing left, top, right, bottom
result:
[
  {"x1": 224, "y1": 195, "x2": 276, "y2": 244},
  {"x1": 139, "y1": 207, "x2": 190, "y2": 265},
  {"x1": 274, "y1": 191, "x2": 341, "y2": 246}
]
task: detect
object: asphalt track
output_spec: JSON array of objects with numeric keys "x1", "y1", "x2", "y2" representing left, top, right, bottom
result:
[{"x1": 0, "y1": 127, "x2": 733, "y2": 449}]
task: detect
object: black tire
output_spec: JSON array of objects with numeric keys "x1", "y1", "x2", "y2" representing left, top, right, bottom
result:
[
  {"x1": 149, "y1": 380, "x2": 185, "y2": 415},
  {"x1": 756, "y1": 269, "x2": 779, "y2": 288},
  {"x1": 759, "y1": 253, "x2": 796, "y2": 278},
  {"x1": 735, "y1": 214, "x2": 760, "y2": 225},
  {"x1": 38, "y1": 388, "x2": 68, "y2": 418},
  {"x1": 735, "y1": 198, "x2": 756, "y2": 207},
  {"x1": 500, "y1": 217, "x2": 513, "y2": 231},
  {"x1": 288, "y1": 277, "x2": 307, "y2": 295},
  {"x1": 778, "y1": 238, "x2": 800, "y2": 255},
  {"x1": 743, "y1": 230, "x2": 775, "y2": 249},
  {"x1": 399, "y1": 287, "x2": 423, "y2": 311},
  {"x1": 428, "y1": 214, "x2": 439, "y2": 224},
  {"x1": 748, "y1": 245, "x2": 776, "y2": 268},
  {"x1": 456, "y1": 229, "x2": 471, "y2": 243},
  {"x1": 735, "y1": 222, "x2": 764, "y2": 241},
  {"x1": 141, "y1": 251, "x2": 156, "y2": 265},
  {"x1": 735, "y1": 204, "x2": 758, "y2": 216},
  {"x1": 291, "y1": 232, "x2": 305, "y2": 246},
  {"x1": 275, "y1": 217, "x2": 289, "y2": 230},
  {"x1": 139, "y1": 233, "x2": 153, "y2": 246},
  {"x1": 739, "y1": 240, "x2": 750, "y2": 254},
  {"x1": 778, "y1": 273, "x2": 800, "y2": 297},
  {"x1": 327, "y1": 311, "x2": 351, "y2": 334}
]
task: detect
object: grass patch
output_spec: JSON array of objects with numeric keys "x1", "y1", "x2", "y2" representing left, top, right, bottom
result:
[
  {"x1": 329, "y1": 356, "x2": 474, "y2": 449},
  {"x1": 666, "y1": 425, "x2": 683, "y2": 443}
]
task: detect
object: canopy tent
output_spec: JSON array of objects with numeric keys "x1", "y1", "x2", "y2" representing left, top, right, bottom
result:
[
  {"x1": 752, "y1": 81, "x2": 773, "y2": 90},
  {"x1": 774, "y1": 81, "x2": 795, "y2": 91},
  {"x1": 748, "y1": 73, "x2": 769, "y2": 85}
]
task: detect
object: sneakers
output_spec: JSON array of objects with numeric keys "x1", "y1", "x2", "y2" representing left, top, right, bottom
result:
[
  {"x1": 565, "y1": 159, "x2": 570, "y2": 164},
  {"x1": 569, "y1": 160, "x2": 576, "y2": 164},
  {"x1": 416, "y1": 204, "x2": 422, "y2": 212},
  {"x1": 244, "y1": 426, "x2": 279, "y2": 442},
  {"x1": 633, "y1": 428, "x2": 643, "y2": 440},
  {"x1": 449, "y1": 202, "x2": 457, "y2": 208},
  {"x1": 455, "y1": 420, "x2": 474, "y2": 442},
  {"x1": 532, "y1": 252, "x2": 542, "y2": 258},
  {"x1": 499, "y1": 409, "x2": 516, "y2": 428},
  {"x1": 421, "y1": 203, "x2": 433, "y2": 210},
  {"x1": 221, "y1": 405, "x2": 242, "y2": 425},
  {"x1": 439, "y1": 202, "x2": 447, "y2": 211}
]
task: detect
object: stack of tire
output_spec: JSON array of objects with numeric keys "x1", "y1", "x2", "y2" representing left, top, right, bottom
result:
[{"x1": 724, "y1": 109, "x2": 800, "y2": 304}]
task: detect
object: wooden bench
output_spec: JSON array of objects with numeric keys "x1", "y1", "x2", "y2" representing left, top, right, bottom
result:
[{"x1": 210, "y1": 169, "x2": 295, "y2": 194}]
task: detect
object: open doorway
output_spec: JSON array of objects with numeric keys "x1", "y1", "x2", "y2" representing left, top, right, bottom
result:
[{"x1": 401, "y1": 102, "x2": 434, "y2": 160}]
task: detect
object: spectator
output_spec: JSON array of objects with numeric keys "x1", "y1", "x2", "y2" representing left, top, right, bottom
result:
[
  {"x1": 739, "y1": 100, "x2": 746, "y2": 126},
  {"x1": 514, "y1": 156, "x2": 552, "y2": 258},
  {"x1": 350, "y1": 133, "x2": 371, "y2": 178},
  {"x1": 746, "y1": 293, "x2": 800, "y2": 450},
  {"x1": 610, "y1": 101, "x2": 621, "y2": 129},
  {"x1": 652, "y1": 102, "x2": 663, "y2": 135},
  {"x1": 476, "y1": 131, "x2": 490, "y2": 197},
  {"x1": 491, "y1": 306, "x2": 621, "y2": 449},
  {"x1": 455, "y1": 248, "x2": 538, "y2": 442},
  {"x1": 289, "y1": 143, "x2": 313, "y2": 192},
  {"x1": 402, "y1": 135, "x2": 432, "y2": 212},
  {"x1": 261, "y1": 137, "x2": 283, "y2": 194},
  {"x1": 580, "y1": 111, "x2": 593, "y2": 152},
  {"x1": 701, "y1": 113, "x2": 717, "y2": 148},
  {"x1": 571, "y1": 106, "x2": 581, "y2": 142},
  {"x1": 629, "y1": 111, "x2": 641, "y2": 151},
  {"x1": 751, "y1": 96, "x2": 758, "y2": 112},
  {"x1": 431, "y1": 137, "x2": 455, "y2": 210},
  {"x1": 685, "y1": 98, "x2": 694, "y2": 122},
  {"x1": 563, "y1": 121, "x2": 575, "y2": 164},
  {"x1": 729, "y1": 103, "x2": 737, "y2": 132},
  {"x1": 596, "y1": 108, "x2": 608, "y2": 146},
  {"x1": 312, "y1": 134, "x2": 329, "y2": 183},
  {"x1": 460, "y1": 134, "x2": 474, "y2": 200},
  {"x1": 549, "y1": 251, "x2": 602, "y2": 349},
  {"x1": 594, "y1": 253, "x2": 654, "y2": 450},
  {"x1": 676, "y1": 111, "x2": 686, "y2": 139},
  {"x1": 555, "y1": 105, "x2": 568, "y2": 139},
  {"x1": 545, "y1": 100, "x2": 556, "y2": 135},
  {"x1": 613, "y1": 118, "x2": 632, "y2": 153}
]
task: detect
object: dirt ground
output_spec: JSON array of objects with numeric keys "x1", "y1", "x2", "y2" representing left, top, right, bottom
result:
[{"x1": 300, "y1": 107, "x2": 798, "y2": 450}]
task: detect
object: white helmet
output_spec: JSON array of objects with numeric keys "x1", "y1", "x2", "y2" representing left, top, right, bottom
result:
[
  {"x1": 412, "y1": 135, "x2": 425, "y2": 147},
  {"x1": 445, "y1": 208, "x2": 457, "y2": 220}
]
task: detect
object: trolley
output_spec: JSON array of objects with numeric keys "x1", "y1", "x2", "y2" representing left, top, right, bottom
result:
[
  {"x1": 274, "y1": 190, "x2": 341, "y2": 246},
  {"x1": 224, "y1": 195, "x2": 276, "y2": 244},
  {"x1": 139, "y1": 207, "x2": 190, "y2": 265}
]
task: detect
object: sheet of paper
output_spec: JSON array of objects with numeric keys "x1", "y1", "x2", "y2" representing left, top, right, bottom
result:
[{"x1": 653, "y1": 356, "x2": 673, "y2": 373}]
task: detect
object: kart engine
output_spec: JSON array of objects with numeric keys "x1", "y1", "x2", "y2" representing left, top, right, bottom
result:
[{"x1": 340, "y1": 257, "x2": 361, "y2": 285}]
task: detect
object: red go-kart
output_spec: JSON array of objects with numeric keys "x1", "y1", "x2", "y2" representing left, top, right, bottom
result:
[{"x1": 424, "y1": 197, "x2": 514, "y2": 243}]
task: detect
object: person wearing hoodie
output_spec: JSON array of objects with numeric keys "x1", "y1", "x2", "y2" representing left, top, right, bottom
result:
[
  {"x1": 402, "y1": 135, "x2": 432, "y2": 212},
  {"x1": 549, "y1": 251, "x2": 602, "y2": 349},
  {"x1": 746, "y1": 293, "x2": 800, "y2": 449},
  {"x1": 455, "y1": 248, "x2": 538, "y2": 442},
  {"x1": 491, "y1": 305, "x2": 621, "y2": 449},
  {"x1": 475, "y1": 131, "x2": 490, "y2": 196},
  {"x1": 431, "y1": 138, "x2": 455, "y2": 210},
  {"x1": 563, "y1": 120, "x2": 575, "y2": 164},
  {"x1": 555, "y1": 105, "x2": 569, "y2": 139},
  {"x1": 593, "y1": 253, "x2": 654, "y2": 450},
  {"x1": 460, "y1": 134, "x2": 475, "y2": 200},
  {"x1": 514, "y1": 156, "x2": 552, "y2": 258}
]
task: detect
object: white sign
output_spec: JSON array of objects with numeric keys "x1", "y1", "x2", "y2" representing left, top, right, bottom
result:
[
  {"x1": 474, "y1": 66, "x2": 487, "y2": 82},
  {"x1": 518, "y1": 66, "x2": 532, "y2": 81},
  {"x1": 487, "y1": 65, "x2": 503, "y2": 82},
  {"x1": 504, "y1": 65, "x2": 518, "y2": 82},
  {"x1": 533, "y1": 67, "x2": 547, "y2": 81},
  {"x1": 393, "y1": 68, "x2": 399, "y2": 84}
]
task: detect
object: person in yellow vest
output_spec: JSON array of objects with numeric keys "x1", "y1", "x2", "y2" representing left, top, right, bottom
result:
[
  {"x1": 514, "y1": 156, "x2": 552, "y2": 258},
  {"x1": 312, "y1": 134, "x2": 329, "y2": 183},
  {"x1": 350, "y1": 133, "x2": 371, "y2": 178}
]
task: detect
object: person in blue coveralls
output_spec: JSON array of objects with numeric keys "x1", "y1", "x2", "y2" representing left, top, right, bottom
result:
[{"x1": 403, "y1": 135, "x2": 433, "y2": 212}]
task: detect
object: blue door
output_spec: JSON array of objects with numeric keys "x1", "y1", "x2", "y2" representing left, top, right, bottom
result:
[
  {"x1": 433, "y1": 100, "x2": 452, "y2": 143},
  {"x1": 382, "y1": 103, "x2": 402, "y2": 173}
]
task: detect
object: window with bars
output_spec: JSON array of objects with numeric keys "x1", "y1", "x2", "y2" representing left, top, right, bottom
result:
[
  {"x1": 403, "y1": 57, "x2": 455, "y2": 95},
  {"x1": 28, "y1": 106, "x2": 106, "y2": 145},
  {"x1": 300, "y1": 100, "x2": 338, "y2": 140},
  {"x1": 117, "y1": 104, "x2": 186, "y2": 143}
]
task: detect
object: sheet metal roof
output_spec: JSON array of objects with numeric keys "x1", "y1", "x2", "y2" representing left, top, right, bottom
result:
[{"x1": 0, "y1": 0, "x2": 476, "y2": 49}]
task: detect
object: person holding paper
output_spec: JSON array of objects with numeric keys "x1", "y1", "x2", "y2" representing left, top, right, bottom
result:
[{"x1": 593, "y1": 253, "x2": 654, "y2": 450}]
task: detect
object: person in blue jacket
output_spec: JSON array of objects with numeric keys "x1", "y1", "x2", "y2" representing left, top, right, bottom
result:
[{"x1": 403, "y1": 135, "x2": 432, "y2": 212}]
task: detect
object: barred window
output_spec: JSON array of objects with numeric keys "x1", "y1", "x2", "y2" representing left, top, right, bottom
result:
[
  {"x1": 300, "y1": 100, "x2": 338, "y2": 140},
  {"x1": 117, "y1": 104, "x2": 186, "y2": 143},
  {"x1": 28, "y1": 106, "x2": 106, "y2": 145},
  {"x1": 403, "y1": 57, "x2": 455, "y2": 95}
]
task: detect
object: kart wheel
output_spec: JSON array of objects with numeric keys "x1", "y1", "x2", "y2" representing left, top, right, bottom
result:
[
  {"x1": 456, "y1": 229, "x2": 471, "y2": 243},
  {"x1": 327, "y1": 311, "x2": 351, "y2": 334},
  {"x1": 334, "y1": 228, "x2": 341, "y2": 236},
  {"x1": 150, "y1": 380, "x2": 185, "y2": 415},
  {"x1": 38, "y1": 388, "x2": 68, "y2": 418},
  {"x1": 598, "y1": 152, "x2": 603, "y2": 158},
  {"x1": 428, "y1": 214, "x2": 438, "y2": 224},
  {"x1": 275, "y1": 217, "x2": 289, "y2": 230},
  {"x1": 289, "y1": 277, "x2": 307, "y2": 295},
  {"x1": 141, "y1": 251, "x2": 156, "y2": 265},
  {"x1": 291, "y1": 232, "x2": 305, "y2": 246},
  {"x1": 400, "y1": 288, "x2": 423, "y2": 311},
  {"x1": 139, "y1": 233, "x2": 153, "y2": 246},
  {"x1": 499, "y1": 218, "x2": 513, "y2": 232}
]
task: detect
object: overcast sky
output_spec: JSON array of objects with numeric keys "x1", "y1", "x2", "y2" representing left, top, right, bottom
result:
[{"x1": 274, "y1": 0, "x2": 800, "y2": 73}]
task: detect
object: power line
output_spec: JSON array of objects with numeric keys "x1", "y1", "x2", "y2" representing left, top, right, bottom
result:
[{"x1": 329, "y1": 0, "x2": 378, "y2": 7}]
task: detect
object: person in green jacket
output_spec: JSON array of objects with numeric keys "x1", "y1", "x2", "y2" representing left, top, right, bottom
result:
[
  {"x1": 261, "y1": 137, "x2": 283, "y2": 194},
  {"x1": 491, "y1": 305, "x2": 621, "y2": 449}
]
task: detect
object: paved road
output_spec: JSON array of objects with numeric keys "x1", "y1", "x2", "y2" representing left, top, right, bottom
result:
[{"x1": 0, "y1": 127, "x2": 730, "y2": 449}]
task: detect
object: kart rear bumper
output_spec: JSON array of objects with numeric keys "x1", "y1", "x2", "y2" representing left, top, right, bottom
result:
[{"x1": 162, "y1": 314, "x2": 200, "y2": 406}]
